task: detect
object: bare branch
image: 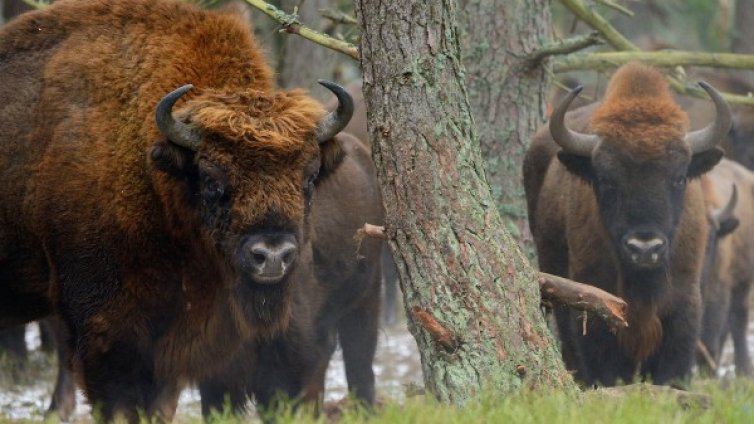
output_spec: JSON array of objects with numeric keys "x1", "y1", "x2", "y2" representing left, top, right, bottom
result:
[
  {"x1": 243, "y1": 0, "x2": 359, "y2": 60},
  {"x1": 538, "y1": 272, "x2": 629, "y2": 332},
  {"x1": 527, "y1": 32, "x2": 604, "y2": 65},
  {"x1": 553, "y1": 51, "x2": 754, "y2": 73},
  {"x1": 558, "y1": 0, "x2": 637, "y2": 51},
  {"x1": 320, "y1": 9, "x2": 358, "y2": 26},
  {"x1": 594, "y1": 0, "x2": 634, "y2": 17},
  {"x1": 696, "y1": 340, "x2": 718, "y2": 372}
]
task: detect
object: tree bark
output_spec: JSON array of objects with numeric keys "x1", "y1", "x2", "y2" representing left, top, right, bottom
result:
[
  {"x1": 457, "y1": 0, "x2": 552, "y2": 256},
  {"x1": 355, "y1": 0, "x2": 575, "y2": 403}
]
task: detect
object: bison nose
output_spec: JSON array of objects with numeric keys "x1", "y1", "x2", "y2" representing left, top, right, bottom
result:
[
  {"x1": 622, "y1": 235, "x2": 667, "y2": 268},
  {"x1": 244, "y1": 236, "x2": 298, "y2": 284}
]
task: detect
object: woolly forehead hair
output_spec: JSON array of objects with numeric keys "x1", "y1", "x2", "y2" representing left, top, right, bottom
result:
[
  {"x1": 185, "y1": 88, "x2": 324, "y2": 154},
  {"x1": 591, "y1": 63, "x2": 690, "y2": 159}
]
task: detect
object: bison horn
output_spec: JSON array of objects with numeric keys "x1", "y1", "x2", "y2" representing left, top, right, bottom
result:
[
  {"x1": 684, "y1": 81, "x2": 732, "y2": 154},
  {"x1": 712, "y1": 184, "x2": 737, "y2": 227},
  {"x1": 549, "y1": 85, "x2": 600, "y2": 157},
  {"x1": 156, "y1": 84, "x2": 203, "y2": 151},
  {"x1": 315, "y1": 80, "x2": 354, "y2": 144}
]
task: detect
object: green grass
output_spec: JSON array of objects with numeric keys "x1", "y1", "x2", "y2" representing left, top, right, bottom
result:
[{"x1": 231, "y1": 379, "x2": 754, "y2": 424}]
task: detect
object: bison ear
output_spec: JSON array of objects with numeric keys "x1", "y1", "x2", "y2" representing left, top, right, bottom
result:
[
  {"x1": 718, "y1": 217, "x2": 740, "y2": 238},
  {"x1": 150, "y1": 141, "x2": 193, "y2": 177},
  {"x1": 316, "y1": 136, "x2": 346, "y2": 182},
  {"x1": 557, "y1": 151, "x2": 594, "y2": 182},
  {"x1": 688, "y1": 147, "x2": 724, "y2": 178}
]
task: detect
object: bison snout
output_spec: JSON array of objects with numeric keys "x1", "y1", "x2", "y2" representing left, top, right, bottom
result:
[
  {"x1": 622, "y1": 234, "x2": 667, "y2": 269},
  {"x1": 242, "y1": 235, "x2": 298, "y2": 284}
]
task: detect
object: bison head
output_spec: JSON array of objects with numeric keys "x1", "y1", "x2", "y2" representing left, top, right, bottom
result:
[
  {"x1": 148, "y1": 81, "x2": 352, "y2": 325},
  {"x1": 550, "y1": 77, "x2": 730, "y2": 285}
]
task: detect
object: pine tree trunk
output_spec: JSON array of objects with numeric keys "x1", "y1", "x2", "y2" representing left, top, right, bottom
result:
[
  {"x1": 458, "y1": 0, "x2": 551, "y2": 256},
  {"x1": 355, "y1": 0, "x2": 574, "y2": 402}
]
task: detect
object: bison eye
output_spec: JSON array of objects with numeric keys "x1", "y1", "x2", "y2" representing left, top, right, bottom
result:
[{"x1": 202, "y1": 177, "x2": 226, "y2": 204}]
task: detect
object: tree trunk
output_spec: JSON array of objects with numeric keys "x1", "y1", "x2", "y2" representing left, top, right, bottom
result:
[
  {"x1": 355, "y1": 0, "x2": 574, "y2": 403},
  {"x1": 457, "y1": 0, "x2": 551, "y2": 257}
]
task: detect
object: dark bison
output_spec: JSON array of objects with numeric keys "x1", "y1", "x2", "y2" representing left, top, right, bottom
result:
[
  {"x1": 199, "y1": 131, "x2": 383, "y2": 417},
  {"x1": 325, "y1": 80, "x2": 401, "y2": 327},
  {"x1": 524, "y1": 62, "x2": 731, "y2": 386},
  {"x1": 698, "y1": 158, "x2": 754, "y2": 377},
  {"x1": 0, "y1": 0, "x2": 353, "y2": 420}
]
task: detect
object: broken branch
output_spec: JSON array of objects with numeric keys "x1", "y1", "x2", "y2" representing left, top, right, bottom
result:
[
  {"x1": 527, "y1": 32, "x2": 604, "y2": 66},
  {"x1": 412, "y1": 307, "x2": 459, "y2": 352},
  {"x1": 538, "y1": 272, "x2": 629, "y2": 332}
]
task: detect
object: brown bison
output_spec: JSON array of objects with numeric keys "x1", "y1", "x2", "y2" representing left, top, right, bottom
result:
[
  {"x1": 0, "y1": 0, "x2": 353, "y2": 420},
  {"x1": 198, "y1": 131, "x2": 383, "y2": 416},
  {"x1": 524, "y1": 62, "x2": 731, "y2": 386},
  {"x1": 324, "y1": 80, "x2": 400, "y2": 327},
  {"x1": 698, "y1": 158, "x2": 754, "y2": 377}
]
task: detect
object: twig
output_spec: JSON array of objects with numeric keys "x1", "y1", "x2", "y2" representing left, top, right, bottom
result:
[
  {"x1": 412, "y1": 307, "x2": 459, "y2": 353},
  {"x1": 538, "y1": 272, "x2": 629, "y2": 332},
  {"x1": 243, "y1": 0, "x2": 359, "y2": 60},
  {"x1": 527, "y1": 32, "x2": 604, "y2": 65},
  {"x1": 355, "y1": 223, "x2": 387, "y2": 240},
  {"x1": 320, "y1": 9, "x2": 358, "y2": 26},
  {"x1": 594, "y1": 0, "x2": 634, "y2": 17},
  {"x1": 696, "y1": 340, "x2": 718, "y2": 372}
]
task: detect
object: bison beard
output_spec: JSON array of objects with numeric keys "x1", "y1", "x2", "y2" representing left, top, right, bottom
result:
[{"x1": 0, "y1": 0, "x2": 355, "y2": 421}]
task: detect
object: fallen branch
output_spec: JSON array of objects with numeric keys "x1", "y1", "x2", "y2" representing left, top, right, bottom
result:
[
  {"x1": 594, "y1": 0, "x2": 634, "y2": 17},
  {"x1": 539, "y1": 272, "x2": 628, "y2": 332},
  {"x1": 243, "y1": 0, "x2": 359, "y2": 60},
  {"x1": 553, "y1": 51, "x2": 754, "y2": 73}
]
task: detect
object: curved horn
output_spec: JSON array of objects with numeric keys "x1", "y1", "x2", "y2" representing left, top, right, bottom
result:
[
  {"x1": 155, "y1": 84, "x2": 203, "y2": 151},
  {"x1": 315, "y1": 80, "x2": 354, "y2": 144},
  {"x1": 549, "y1": 85, "x2": 600, "y2": 157},
  {"x1": 684, "y1": 81, "x2": 732, "y2": 154},
  {"x1": 712, "y1": 184, "x2": 738, "y2": 226}
]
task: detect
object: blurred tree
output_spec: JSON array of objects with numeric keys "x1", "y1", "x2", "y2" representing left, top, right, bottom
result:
[
  {"x1": 355, "y1": 0, "x2": 575, "y2": 402},
  {"x1": 457, "y1": 0, "x2": 552, "y2": 256}
]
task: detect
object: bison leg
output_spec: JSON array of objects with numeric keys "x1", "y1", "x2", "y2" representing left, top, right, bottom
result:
[
  {"x1": 729, "y1": 280, "x2": 753, "y2": 376},
  {"x1": 0, "y1": 324, "x2": 27, "y2": 367},
  {"x1": 642, "y1": 306, "x2": 699, "y2": 387},
  {"x1": 199, "y1": 357, "x2": 250, "y2": 419},
  {"x1": 698, "y1": 285, "x2": 731, "y2": 376},
  {"x1": 43, "y1": 317, "x2": 77, "y2": 422},
  {"x1": 337, "y1": 273, "x2": 380, "y2": 405}
]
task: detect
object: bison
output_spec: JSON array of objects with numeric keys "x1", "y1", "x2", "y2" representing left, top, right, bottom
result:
[
  {"x1": 197, "y1": 131, "x2": 383, "y2": 417},
  {"x1": 698, "y1": 158, "x2": 754, "y2": 377},
  {"x1": 324, "y1": 80, "x2": 401, "y2": 327},
  {"x1": 524, "y1": 62, "x2": 731, "y2": 386},
  {"x1": 0, "y1": 0, "x2": 354, "y2": 420}
]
